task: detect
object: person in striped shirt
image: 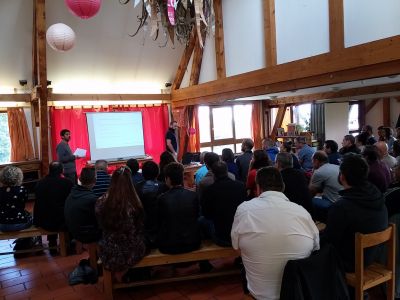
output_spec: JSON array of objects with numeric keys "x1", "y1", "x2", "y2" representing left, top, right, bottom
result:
[{"x1": 92, "y1": 160, "x2": 111, "y2": 198}]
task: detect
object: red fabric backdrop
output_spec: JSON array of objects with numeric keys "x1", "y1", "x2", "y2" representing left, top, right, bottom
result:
[{"x1": 50, "y1": 105, "x2": 169, "y2": 175}]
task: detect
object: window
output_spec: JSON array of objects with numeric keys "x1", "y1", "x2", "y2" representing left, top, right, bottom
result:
[
  {"x1": 293, "y1": 104, "x2": 311, "y2": 131},
  {"x1": 0, "y1": 113, "x2": 11, "y2": 163},
  {"x1": 199, "y1": 104, "x2": 253, "y2": 154},
  {"x1": 348, "y1": 103, "x2": 359, "y2": 135}
]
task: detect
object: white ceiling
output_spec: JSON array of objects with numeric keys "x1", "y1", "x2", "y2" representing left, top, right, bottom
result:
[{"x1": 0, "y1": 0, "x2": 185, "y2": 94}]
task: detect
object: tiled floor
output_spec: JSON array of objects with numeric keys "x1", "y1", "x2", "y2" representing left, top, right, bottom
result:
[
  {"x1": 0, "y1": 239, "x2": 247, "y2": 300},
  {"x1": 0, "y1": 238, "x2": 389, "y2": 300}
]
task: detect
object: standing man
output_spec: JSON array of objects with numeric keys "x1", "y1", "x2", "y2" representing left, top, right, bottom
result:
[
  {"x1": 231, "y1": 167, "x2": 319, "y2": 299},
  {"x1": 165, "y1": 121, "x2": 178, "y2": 159},
  {"x1": 236, "y1": 138, "x2": 254, "y2": 182},
  {"x1": 56, "y1": 129, "x2": 78, "y2": 183}
]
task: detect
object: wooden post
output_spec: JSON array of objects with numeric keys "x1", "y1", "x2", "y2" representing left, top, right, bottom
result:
[
  {"x1": 35, "y1": 0, "x2": 50, "y2": 175},
  {"x1": 213, "y1": 0, "x2": 226, "y2": 78},
  {"x1": 189, "y1": 28, "x2": 206, "y2": 86},
  {"x1": 263, "y1": 0, "x2": 277, "y2": 67},
  {"x1": 329, "y1": 0, "x2": 344, "y2": 52},
  {"x1": 382, "y1": 97, "x2": 390, "y2": 127},
  {"x1": 270, "y1": 105, "x2": 286, "y2": 140}
]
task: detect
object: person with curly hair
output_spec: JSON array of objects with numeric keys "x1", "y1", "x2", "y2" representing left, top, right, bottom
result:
[
  {"x1": 0, "y1": 166, "x2": 32, "y2": 231},
  {"x1": 95, "y1": 166, "x2": 147, "y2": 280},
  {"x1": 246, "y1": 150, "x2": 272, "y2": 199}
]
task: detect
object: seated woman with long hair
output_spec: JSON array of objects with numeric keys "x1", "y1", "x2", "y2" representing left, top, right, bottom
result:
[
  {"x1": 95, "y1": 166, "x2": 147, "y2": 281},
  {"x1": 0, "y1": 166, "x2": 32, "y2": 232},
  {"x1": 246, "y1": 150, "x2": 271, "y2": 199},
  {"x1": 157, "y1": 151, "x2": 176, "y2": 182}
]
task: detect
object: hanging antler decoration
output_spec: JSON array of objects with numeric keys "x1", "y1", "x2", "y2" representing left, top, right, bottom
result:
[{"x1": 119, "y1": 0, "x2": 212, "y2": 47}]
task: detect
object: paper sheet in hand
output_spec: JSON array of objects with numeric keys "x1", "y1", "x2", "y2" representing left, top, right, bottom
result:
[{"x1": 73, "y1": 148, "x2": 86, "y2": 157}]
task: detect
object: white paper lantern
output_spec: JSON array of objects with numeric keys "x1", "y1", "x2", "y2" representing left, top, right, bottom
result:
[{"x1": 46, "y1": 23, "x2": 76, "y2": 52}]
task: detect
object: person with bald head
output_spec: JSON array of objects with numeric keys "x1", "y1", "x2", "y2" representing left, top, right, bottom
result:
[
  {"x1": 375, "y1": 141, "x2": 397, "y2": 170},
  {"x1": 309, "y1": 151, "x2": 343, "y2": 221}
]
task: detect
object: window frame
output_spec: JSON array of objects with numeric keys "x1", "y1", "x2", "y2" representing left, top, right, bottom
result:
[{"x1": 199, "y1": 104, "x2": 252, "y2": 154}]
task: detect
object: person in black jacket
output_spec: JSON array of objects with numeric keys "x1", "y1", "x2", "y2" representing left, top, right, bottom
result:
[
  {"x1": 321, "y1": 154, "x2": 388, "y2": 272},
  {"x1": 156, "y1": 162, "x2": 200, "y2": 254},
  {"x1": 276, "y1": 152, "x2": 313, "y2": 214},
  {"x1": 64, "y1": 167, "x2": 101, "y2": 243},
  {"x1": 34, "y1": 161, "x2": 73, "y2": 253},
  {"x1": 201, "y1": 161, "x2": 246, "y2": 246},
  {"x1": 135, "y1": 161, "x2": 167, "y2": 247}
]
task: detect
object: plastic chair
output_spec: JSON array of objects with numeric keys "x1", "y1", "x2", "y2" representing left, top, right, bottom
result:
[{"x1": 345, "y1": 224, "x2": 396, "y2": 300}]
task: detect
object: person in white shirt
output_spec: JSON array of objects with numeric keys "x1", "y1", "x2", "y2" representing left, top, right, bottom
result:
[{"x1": 231, "y1": 166, "x2": 320, "y2": 300}]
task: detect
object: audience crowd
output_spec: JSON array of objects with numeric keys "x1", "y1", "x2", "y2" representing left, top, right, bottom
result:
[{"x1": 0, "y1": 123, "x2": 399, "y2": 299}]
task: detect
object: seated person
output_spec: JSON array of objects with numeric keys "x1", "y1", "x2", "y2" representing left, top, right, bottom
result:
[
  {"x1": 280, "y1": 141, "x2": 301, "y2": 169},
  {"x1": 156, "y1": 162, "x2": 201, "y2": 254},
  {"x1": 34, "y1": 162, "x2": 73, "y2": 253},
  {"x1": 295, "y1": 136, "x2": 315, "y2": 172},
  {"x1": 135, "y1": 161, "x2": 167, "y2": 247},
  {"x1": 92, "y1": 160, "x2": 111, "y2": 198},
  {"x1": 246, "y1": 150, "x2": 271, "y2": 199},
  {"x1": 201, "y1": 161, "x2": 246, "y2": 246},
  {"x1": 157, "y1": 151, "x2": 176, "y2": 182},
  {"x1": 375, "y1": 141, "x2": 397, "y2": 170},
  {"x1": 309, "y1": 151, "x2": 343, "y2": 221},
  {"x1": 64, "y1": 168, "x2": 101, "y2": 243},
  {"x1": 276, "y1": 152, "x2": 312, "y2": 214},
  {"x1": 232, "y1": 167, "x2": 319, "y2": 299},
  {"x1": 321, "y1": 154, "x2": 388, "y2": 272},
  {"x1": 95, "y1": 166, "x2": 147, "y2": 281},
  {"x1": 363, "y1": 145, "x2": 391, "y2": 193},
  {"x1": 323, "y1": 140, "x2": 341, "y2": 165},
  {"x1": 339, "y1": 134, "x2": 360, "y2": 155},
  {"x1": 221, "y1": 148, "x2": 239, "y2": 179},
  {"x1": 0, "y1": 166, "x2": 32, "y2": 231},
  {"x1": 194, "y1": 151, "x2": 208, "y2": 185},
  {"x1": 126, "y1": 158, "x2": 144, "y2": 185},
  {"x1": 197, "y1": 152, "x2": 235, "y2": 200},
  {"x1": 385, "y1": 165, "x2": 400, "y2": 218}
]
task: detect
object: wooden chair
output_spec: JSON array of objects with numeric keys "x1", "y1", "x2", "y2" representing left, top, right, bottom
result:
[{"x1": 345, "y1": 224, "x2": 396, "y2": 300}]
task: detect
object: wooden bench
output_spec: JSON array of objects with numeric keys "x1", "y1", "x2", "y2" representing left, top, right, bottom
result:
[
  {"x1": 0, "y1": 226, "x2": 68, "y2": 257},
  {"x1": 102, "y1": 241, "x2": 240, "y2": 300}
]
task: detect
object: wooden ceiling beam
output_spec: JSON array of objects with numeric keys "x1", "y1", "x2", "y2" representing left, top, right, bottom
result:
[
  {"x1": 51, "y1": 94, "x2": 171, "y2": 101},
  {"x1": 263, "y1": 0, "x2": 277, "y2": 67},
  {"x1": 171, "y1": 35, "x2": 400, "y2": 104},
  {"x1": 270, "y1": 104, "x2": 287, "y2": 140},
  {"x1": 329, "y1": 0, "x2": 344, "y2": 52},
  {"x1": 171, "y1": 28, "x2": 197, "y2": 90},
  {"x1": 266, "y1": 82, "x2": 400, "y2": 106},
  {"x1": 172, "y1": 59, "x2": 400, "y2": 108},
  {"x1": 189, "y1": 28, "x2": 207, "y2": 86},
  {"x1": 365, "y1": 98, "x2": 380, "y2": 114},
  {"x1": 0, "y1": 94, "x2": 31, "y2": 102},
  {"x1": 213, "y1": 0, "x2": 226, "y2": 79}
]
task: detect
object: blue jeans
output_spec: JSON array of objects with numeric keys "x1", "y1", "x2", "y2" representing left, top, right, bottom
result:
[
  {"x1": 198, "y1": 216, "x2": 231, "y2": 247},
  {"x1": 0, "y1": 219, "x2": 32, "y2": 232},
  {"x1": 312, "y1": 196, "x2": 333, "y2": 222}
]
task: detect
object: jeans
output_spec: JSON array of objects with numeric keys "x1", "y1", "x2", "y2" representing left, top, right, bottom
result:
[
  {"x1": 312, "y1": 196, "x2": 333, "y2": 223},
  {"x1": 198, "y1": 216, "x2": 231, "y2": 247},
  {"x1": 0, "y1": 219, "x2": 32, "y2": 232}
]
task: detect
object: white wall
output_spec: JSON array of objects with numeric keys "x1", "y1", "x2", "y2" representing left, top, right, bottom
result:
[
  {"x1": 199, "y1": 33, "x2": 217, "y2": 84},
  {"x1": 325, "y1": 102, "x2": 349, "y2": 144},
  {"x1": 222, "y1": 0, "x2": 265, "y2": 76},
  {"x1": 275, "y1": 0, "x2": 329, "y2": 64},
  {"x1": 344, "y1": 0, "x2": 400, "y2": 48},
  {"x1": 365, "y1": 97, "x2": 400, "y2": 131}
]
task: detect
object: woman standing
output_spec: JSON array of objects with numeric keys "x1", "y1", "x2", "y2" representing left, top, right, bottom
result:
[{"x1": 95, "y1": 166, "x2": 147, "y2": 281}]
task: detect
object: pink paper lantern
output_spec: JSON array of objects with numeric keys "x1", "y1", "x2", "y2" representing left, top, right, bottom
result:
[
  {"x1": 189, "y1": 128, "x2": 196, "y2": 135},
  {"x1": 65, "y1": 0, "x2": 102, "y2": 19},
  {"x1": 46, "y1": 23, "x2": 76, "y2": 52}
]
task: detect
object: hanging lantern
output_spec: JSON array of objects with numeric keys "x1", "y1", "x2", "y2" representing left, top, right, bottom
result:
[
  {"x1": 65, "y1": 0, "x2": 102, "y2": 19},
  {"x1": 46, "y1": 23, "x2": 76, "y2": 52},
  {"x1": 189, "y1": 128, "x2": 196, "y2": 135}
]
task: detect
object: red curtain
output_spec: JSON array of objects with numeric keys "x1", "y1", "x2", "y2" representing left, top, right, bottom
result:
[{"x1": 50, "y1": 105, "x2": 169, "y2": 175}]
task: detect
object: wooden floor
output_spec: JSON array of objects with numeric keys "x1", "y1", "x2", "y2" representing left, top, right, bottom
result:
[{"x1": 0, "y1": 238, "x2": 388, "y2": 300}]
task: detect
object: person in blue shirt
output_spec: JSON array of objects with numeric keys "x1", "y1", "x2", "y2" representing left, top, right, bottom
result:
[
  {"x1": 221, "y1": 148, "x2": 239, "y2": 179},
  {"x1": 92, "y1": 160, "x2": 111, "y2": 198},
  {"x1": 262, "y1": 138, "x2": 279, "y2": 163},
  {"x1": 296, "y1": 136, "x2": 315, "y2": 172},
  {"x1": 195, "y1": 151, "x2": 208, "y2": 185}
]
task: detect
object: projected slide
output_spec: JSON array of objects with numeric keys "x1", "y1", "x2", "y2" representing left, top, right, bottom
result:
[{"x1": 86, "y1": 112, "x2": 145, "y2": 161}]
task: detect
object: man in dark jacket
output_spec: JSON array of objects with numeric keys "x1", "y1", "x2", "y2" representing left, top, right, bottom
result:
[
  {"x1": 339, "y1": 135, "x2": 361, "y2": 155},
  {"x1": 64, "y1": 167, "x2": 101, "y2": 243},
  {"x1": 201, "y1": 161, "x2": 246, "y2": 246},
  {"x1": 156, "y1": 162, "x2": 201, "y2": 254},
  {"x1": 34, "y1": 161, "x2": 73, "y2": 254},
  {"x1": 321, "y1": 154, "x2": 388, "y2": 272},
  {"x1": 135, "y1": 161, "x2": 167, "y2": 247},
  {"x1": 276, "y1": 152, "x2": 312, "y2": 214},
  {"x1": 235, "y1": 138, "x2": 254, "y2": 182}
]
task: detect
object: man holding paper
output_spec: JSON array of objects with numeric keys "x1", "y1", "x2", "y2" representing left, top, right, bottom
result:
[{"x1": 56, "y1": 129, "x2": 84, "y2": 184}]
